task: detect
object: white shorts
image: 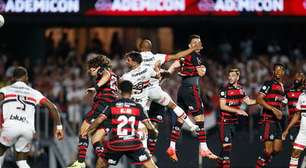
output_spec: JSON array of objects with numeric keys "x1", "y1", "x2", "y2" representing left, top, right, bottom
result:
[
  {"x1": 148, "y1": 85, "x2": 172, "y2": 106},
  {"x1": 293, "y1": 113, "x2": 306, "y2": 150},
  {"x1": 0, "y1": 125, "x2": 34, "y2": 152},
  {"x1": 133, "y1": 96, "x2": 150, "y2": 113}
]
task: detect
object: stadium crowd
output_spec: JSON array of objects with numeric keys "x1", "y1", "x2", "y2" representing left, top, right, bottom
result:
[{"x1": 0, "y1": 31, "x2": 305, "y2": 134}]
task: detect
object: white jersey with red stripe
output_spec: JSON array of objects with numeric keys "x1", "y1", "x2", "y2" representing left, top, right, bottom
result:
[
  {"x1": 0, "y1": 81, "x2": 47, "y2": 131},
  {"x1": 121, "y1": 65, "x2": 156, "y2": 111},
  {"x1": 140, "y1": 51, "x2": 168, "y2": 87},
  {"x1": 293, "y1": 92, "x2": 306, "y2": 151}
]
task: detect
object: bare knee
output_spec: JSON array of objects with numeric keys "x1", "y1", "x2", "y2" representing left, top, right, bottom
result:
[{"x1": 292, "y1": 149, "x2": 303, "y2": 158}]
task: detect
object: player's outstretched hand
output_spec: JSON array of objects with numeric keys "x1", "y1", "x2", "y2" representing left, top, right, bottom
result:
[
  {"x1": 272, "y1": 108, "x2": 282, "y2": 120},
  {"x1": 236, "y1": 109, "x2": 248, "y2": 116},
  {"x1": 55, "y1": 129, "x2": 64, "y2": 140},
  {"x1": 281, "y1": 130, "x2": 289, "y2": 141},
  {"x1": 86, "y1": 87, "x2": 96, "y2": 94}
]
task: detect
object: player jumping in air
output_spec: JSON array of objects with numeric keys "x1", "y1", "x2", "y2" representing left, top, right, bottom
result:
[
  {"x1": 217, "y1": 68, "x2": 256, "y2": 168},
  {"x1": 166, "y1": 35, "x2": 217, "y2": 161},
  {"x1": 0, "y1": 67, "x2": 64, "y2": 168},
  {"x1": 69, "y1": 55, "x2": 119, "y2": 168},
  {"x1": 139, "y1": 39, "x2": 202, "y2": 154}
]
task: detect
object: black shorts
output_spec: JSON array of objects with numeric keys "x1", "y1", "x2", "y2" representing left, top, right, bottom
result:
[
  {"x1": 148, "y1": 101, "x2": 165, "y2": 123},
  {"x1": 84, "y1": 101, "x2": 110, "y2": 124},
  {"x1": 219, "y1": 123, "x2": 236, "y2": 144},
  {"x1": 177, "y1": 84, "x2": 204, "y2": 117},
  {"x1": 104, "y1": 147, "x2": 151, "y2": 165},
  {"x1": 259, "y1": 121, "x2": 282, "y2": 142},
  {"x1": 289, "y1": 126, "x2": 300, "y2": 142}
]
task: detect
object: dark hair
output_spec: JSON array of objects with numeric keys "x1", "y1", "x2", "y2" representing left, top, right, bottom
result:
[
  {"x1": 119, "y1": 80, "x2": 133, "y2": 94},
  {"x1": 87, "y1": 54, "x2": 111, "y2": 69},
  {"x1": 125, "y1": 51, "x2": 142, "y2": 64},
  {"x1": 273, "y1": 63, "x2": 286, "y2": 71},
  {"x1": 228, "y1": 68, "x2": 240, "y2": 76},
  {"x1": 13, "y1": 66, "x2": 28, "y2": 79},
  {"x1": 188, "y1": 34, "x2": 201, "y2": 44}
]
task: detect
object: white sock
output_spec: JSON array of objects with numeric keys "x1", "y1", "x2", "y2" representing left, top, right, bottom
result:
[
  {"x1": 289, "y1": 157, "x2": 299, "y2": 168},
  {"x1": 170, "y1": 141, "x2": 176, "y2": 149},
  {"x1": 0, "y1": 154, "x2": 5, "y2": 167},
  {"x1": 173, "y1": 106, "x2": 196, "y2": 128},
  {"x1": 200, "y1": 142, "x2": 208, "y2": 150},
  {"x1": 16, "y1": 160, "x2": 30, "y2": 168}
]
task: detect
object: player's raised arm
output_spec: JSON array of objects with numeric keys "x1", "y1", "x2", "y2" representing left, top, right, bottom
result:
[
  {"x1": 165, "y1": 45, "x2": 203, "y2": 62},
  {"x1": 41, "y1": 99, "x2": 64, "y2": 140}
]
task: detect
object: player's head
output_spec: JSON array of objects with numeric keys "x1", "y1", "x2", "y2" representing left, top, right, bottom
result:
[
  {"x1": 119, "y1": 80, "x2": 133, "y2": 97},
  {"x1": 87, "y1": 54, "x2": 111, "y2": 76},
  {"x1": 125, "y1": 51, "x2": 142, "y2": 69},
  {"x1": 272, "y1": 63, "x2": 286, "y2": 80},
  {"x1": 139, "y1": 39, "x2": 152, "y2": 52},
  {"x1": 228, "y1": 68, "x2": 240, "y2": 85},
  {"x1": 13, "y1": 66, "x2": 28, "y2": 82},
  {"x1": 188, "y1": 34, "x2": 202, "y2": 53},
  {"x1": 294, "y1": 72, "x2": 305, "y2": 87}
]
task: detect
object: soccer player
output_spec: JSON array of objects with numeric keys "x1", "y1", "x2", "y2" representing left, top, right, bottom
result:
[
  {"x1": 69, "y1": 55, "x2": 118, "y2": 168},
  {"x1": 0, "y1": 67, "x2": 64, "y2": 168},
  {"x1": 284, "y1": 89, "x2": 306, "y2": 168},
  {"x1": 166, "y1": 34, "x2": 217, "y2": 161},
  {"x1": 282, "y1": 72, "x2": 305, "y2": 142},
  {"x1": 139, "y1": 39, "x2": 202, "y2": 154},
  {"x1": 255, "y1": 63, "x2": 286, "y2": 168},
  {"x1": 89, "y1": 80, "x2": 159, "y2": 168},
  {"x1": 218, "y1": 68, "x2": 256, "y2": 168}
]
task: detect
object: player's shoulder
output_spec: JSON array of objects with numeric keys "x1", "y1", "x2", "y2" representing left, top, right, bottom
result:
[{"x1": 262, "y1": 80, "x2": 274, "y2": 86}]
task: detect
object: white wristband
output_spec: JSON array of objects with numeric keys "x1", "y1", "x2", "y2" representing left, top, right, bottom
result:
[{"x1": 56, "y1": 125, "x2": 63, "y2": 130}]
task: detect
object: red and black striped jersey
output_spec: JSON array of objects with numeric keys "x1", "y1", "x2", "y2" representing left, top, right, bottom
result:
[
  {"x1": 103, "y1": 98, "x2": 149, "y2": 151},
  {"x1": 259, "y1": 79, "x2": 285, "y2": 121},
  {"x1": 94, "y1": 70, "x2": 119, "y2": 103},
  {"x1": 219, "y1": 84, "x2": 246, "y2": 124},
  {"x1": 286, "y1": 87, "x2": 303, "y2": 127},
  {"x1": 178, "y1": 52, "x2": 203, "y2": 78}
]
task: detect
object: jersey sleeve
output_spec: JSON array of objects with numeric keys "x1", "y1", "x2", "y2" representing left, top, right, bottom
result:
[
  {"x1": 219, "y1": 87, "x2": 227, "y2": 99},
  {"x1": 34, "y1": 90, "x2": 47, "y2": 105},
  {"x1": 259, "y1": 81, "x2": 272, "y2": 95},
  {"x1": 103, "y1": 106, "x2": 112, "y2": 119},
  {"x1": 155, "y1": 53, "x2": 168, "y2": 65}
]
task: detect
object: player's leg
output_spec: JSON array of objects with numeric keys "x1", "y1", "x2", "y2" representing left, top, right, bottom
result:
[
  {"x1": 14, "y1": 128, "x2": 35, "y2": 168},
  {"x1": 147, "y1": 102, "x2": 164, "y2": 155},
  {"x1": 194, "y1": 114, "x2": 217, "y2": 160},
  {"x1": 143, "y1": 159, "x2": 159, "y2": 168},
  {"x1": 256, "y1": 121, "x2": 274, "y2": 168},
  {"x1": 92, "y1": 128, "x2": 106, "y2": 159},
  {"x1": 218, "y1": 123, "x2": 234, "y2": 168},
  {"x1": 149, "y1": 86, "x2": 197, "y2": 130},
  {"x1": 96, "y1": 157, "x2": 109, "y2": 168},
  {"x1": 0, "y1": 126, "x2": 18, "y2": 167}
]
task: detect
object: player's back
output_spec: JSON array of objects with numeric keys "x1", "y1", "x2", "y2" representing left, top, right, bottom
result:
[
  {"x1": 106, "y1": 98, "x2": 147, "y2": 151},
  {"x1": 0, "y1": 81, "x2": 46, "y2": 131}
]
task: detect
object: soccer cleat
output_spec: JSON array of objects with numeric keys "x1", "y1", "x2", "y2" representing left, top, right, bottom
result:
[
  {"x1": 67, "y1": 161, "x2": 86, "y2": 168},
  {"x1": 200, "y1": 148, "x2": 219, "y2": 160},
  {"x1": 166, "y1": 147, "x2": 178, "y2": 162}
]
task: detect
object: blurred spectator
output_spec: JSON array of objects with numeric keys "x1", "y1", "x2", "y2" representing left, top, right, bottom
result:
[{"x1": 110, "y1": 32, "x2": 123, "y2": 59}]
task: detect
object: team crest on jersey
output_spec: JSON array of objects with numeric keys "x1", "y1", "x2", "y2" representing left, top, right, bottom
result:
[
  {"x1": 220, "y1": 91, "x2": 225, "y2": 96},
  {"x1": 139, "y1": 154, "x2": 148, "y2": 162},
  {"x1": 188, "y1": 106, "x2": 194, "y2": 111}
]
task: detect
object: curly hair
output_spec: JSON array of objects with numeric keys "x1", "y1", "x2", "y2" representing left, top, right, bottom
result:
[{"x1": 87, "y1": 54, "x2": 112, "y2": 69}]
